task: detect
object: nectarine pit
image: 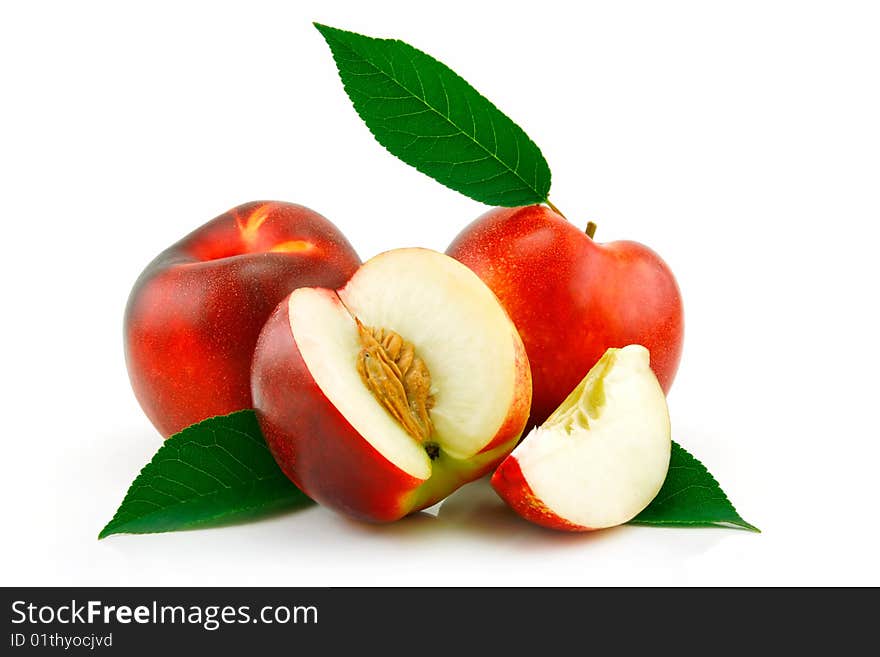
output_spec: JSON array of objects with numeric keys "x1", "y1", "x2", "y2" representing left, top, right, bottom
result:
[{"x1": 355, "y1": 320, "x2": 435, "y2": 445}]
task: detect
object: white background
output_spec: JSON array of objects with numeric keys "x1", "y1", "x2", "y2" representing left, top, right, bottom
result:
[{"x1": 2, "y1": 0, "x2": 878, "y2": 586}]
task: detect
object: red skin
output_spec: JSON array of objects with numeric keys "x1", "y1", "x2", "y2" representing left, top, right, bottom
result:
[
  {"x1": 124, "y1": 201, "x2": 360, "y2": 438},
  {"x1": 491, "y1": 456, "x2": 592, "y2": 532},
  {"x1": 447, "y1": 205, "x2": 684, "y2": 427}
]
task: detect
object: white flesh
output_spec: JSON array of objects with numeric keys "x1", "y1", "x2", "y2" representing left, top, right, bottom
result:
[
  {"x1": 513, "y1": 345, "x2": 671, "y2": 529},
  {"x1": 290, "y1": 248, "x2": 521, "y2": 479}
]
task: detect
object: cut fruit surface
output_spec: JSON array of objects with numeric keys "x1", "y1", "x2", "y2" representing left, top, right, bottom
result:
[
  {"x1": 251, "y1": 247, "x2": 532, "y2": 522},
  {"x1": 338, "y1": 248, "x2": 524, "y2": 460},
  {"x1": 287, "y1": 287, "x2": 432, "y2": 480},
  {"x1": 492, "y1": 345, "x2": 671, "y2": 531}
]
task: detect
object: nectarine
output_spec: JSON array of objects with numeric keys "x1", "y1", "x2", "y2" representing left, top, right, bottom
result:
[
  {"x1": 447, "y1": 205, "x2": 683, "y2": 426},
  {"x1": 124, "y1": 201, "x2": 360, "y2": 437},
  {"x1": 251, "y1": 248, "x2": 532, "y2": 522},
  {"x1": 492, "y1": 345, "x2": 671, "y2": 531}
]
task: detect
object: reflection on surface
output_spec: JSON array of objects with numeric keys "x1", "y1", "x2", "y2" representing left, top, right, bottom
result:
[{"x1": 437, "y1": 478, "x2": 621, "y2": 548}]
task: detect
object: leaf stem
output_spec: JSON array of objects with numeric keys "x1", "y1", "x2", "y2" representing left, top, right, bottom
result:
[
  {"x1": 586, "y1": 221, "x2": 597, "y2": 239},
  {"x1": 545, "y1": 199, "x2": 566, "y2": 219}
]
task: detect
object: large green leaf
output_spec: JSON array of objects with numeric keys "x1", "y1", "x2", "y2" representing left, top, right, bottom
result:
[
  {"x1": 99, "y1": 411, "x2": 313, "y2": 538},
  {"x1": 315, "y1": 23, "x2": 552, "y2": 206},
  {"x1": 631, "y1": 441, "x2": 759, "y2": 532}
]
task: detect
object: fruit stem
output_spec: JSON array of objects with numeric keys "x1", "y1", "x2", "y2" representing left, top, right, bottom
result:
[
  {"x1": 586, "y1": 221, "x2": 597, "y2": 239},
  {"x1": 545, "y1": 199, "x2": 567, "y2": 219}
]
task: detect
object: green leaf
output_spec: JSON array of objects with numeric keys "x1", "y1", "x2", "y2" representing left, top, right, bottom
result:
[
  {"x1": 630, "y1": 441, "x2": 759, "y2": 532},
  {"x1": 99, "y1": 411, "x2": 313, "y2": 538},
  {"x1": 315, "y1": 23, "x2": 552, "y2": 207}
]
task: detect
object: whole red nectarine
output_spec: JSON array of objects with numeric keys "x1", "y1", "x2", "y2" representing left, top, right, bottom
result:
[
  {"x1": 125, "y1": 201, "x2": 360, "y2": 437},
  {"x1": 447, "y1": 205, "x2": 683, "y2": 427}
]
